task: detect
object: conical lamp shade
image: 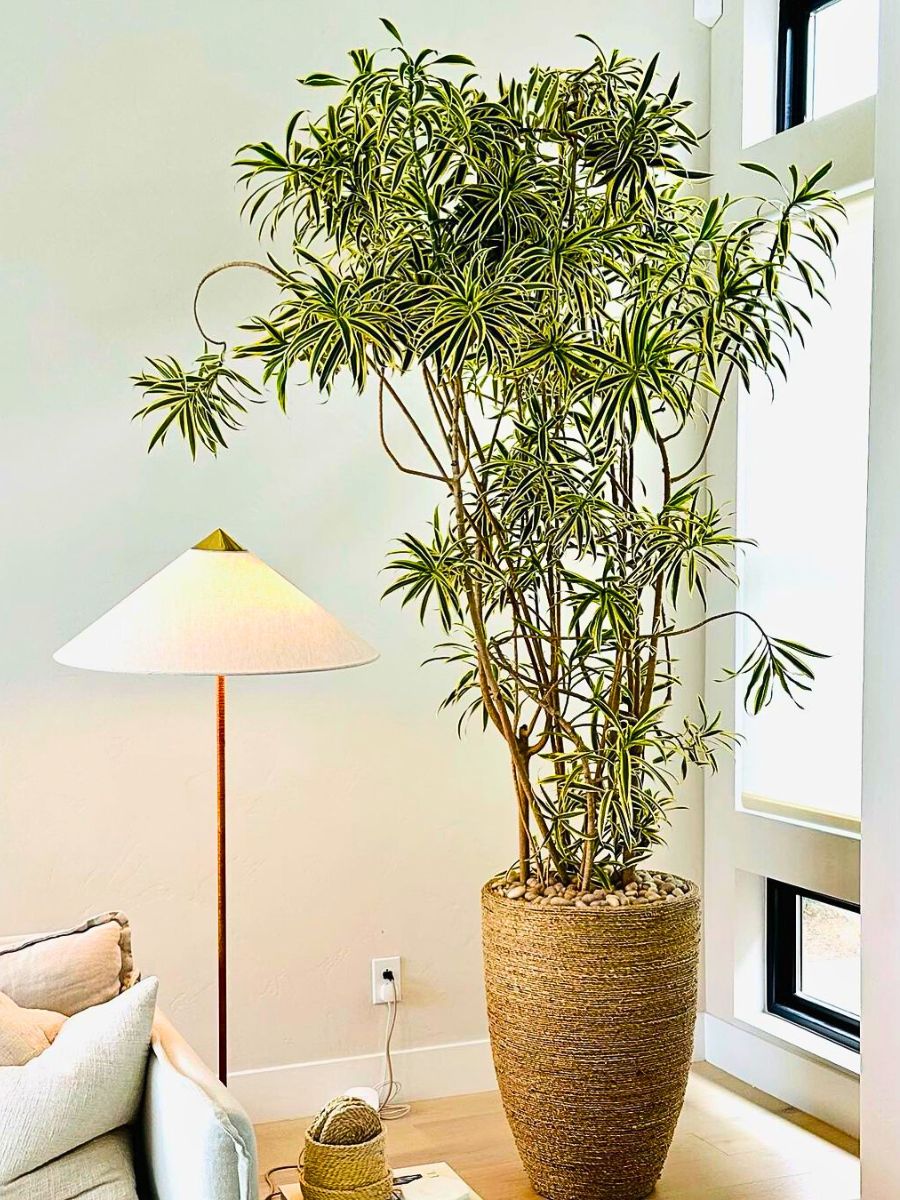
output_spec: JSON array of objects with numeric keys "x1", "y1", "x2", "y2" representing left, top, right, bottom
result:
[{"x1": 54, "y1": 530, "x2": 378, "y2": 676}]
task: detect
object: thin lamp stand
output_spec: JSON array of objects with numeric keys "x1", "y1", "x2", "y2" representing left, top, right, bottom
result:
[
  {"x1": 216, "y1": 674, "x2": 227, "y2": 1084},
  {"x1": 51, "y1": 530, "x2": 377, "y2": 1089}
]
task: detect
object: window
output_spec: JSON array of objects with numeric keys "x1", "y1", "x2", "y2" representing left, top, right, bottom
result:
[
  {"x1": 737, "y1": 191, "x2": 872, "y2": 825},
  {"x1": 767, "y1": 878, "x2": 860, "y2": 1051},
  {"x1": 777, "y1": 0, "x2": 879, "y2": 132}
]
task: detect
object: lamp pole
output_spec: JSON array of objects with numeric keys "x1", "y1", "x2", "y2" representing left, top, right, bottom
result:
[
  {"x1": 216, "y1": 674, "x2": 227, "y2": 1084},
  {"x1": 53, "y1": 529, "x2": 377, "y2": 1090}
]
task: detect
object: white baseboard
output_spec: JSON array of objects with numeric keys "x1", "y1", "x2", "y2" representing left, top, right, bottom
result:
[
  {"x1": 693, "y1": 1011, "x2": 706, "y2": 1062},
  {"x1": 701, "y1": 1012, "x2": 860, "y2": 1137},
  {"x1": 232, "y1": 1013, "x2": 707, "y2": 1125},
  {"x1": 229, "y1": 1037, "x2": 497, "y2": 1124}
]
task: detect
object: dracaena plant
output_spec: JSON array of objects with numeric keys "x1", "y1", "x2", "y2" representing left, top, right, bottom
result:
[{"x1": 134, "y1": 24, "x2": 841, "y2": 889}]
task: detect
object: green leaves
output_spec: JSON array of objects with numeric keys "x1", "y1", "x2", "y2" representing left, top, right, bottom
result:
[
  {"x1": 383, "y1": 511, "x2": 465, "y2": 632},
  {"x1": 727, "y1": 631, "x2": 828, "y2": 715},
  {"x1": 379, "y1": 17, "x2": 403, "y2": 43},
  {"x1": 644, "y1": 480, "x2": 740, "y2": 606},
  {"x1": 417, "y1": 256, "x2": 536, "y2": 378},
  {"x1": 239, "y1": 259, "x2": 403, "y2": 393},
  {"x1": 132, "y1": 353, "x2": 260, "y2": 459},
  {"x1": 132, "y1": 26, "x2": 840, "y2": 885},
  {"x1": 673, "y1": 700, "x2": 737, "y2": 780},
  {"x1": 297, "y1": 73, "x2": 347, "y2": 88},
  {"x1": 567, "y1": 571, "x2": 638, "y2": 646}
]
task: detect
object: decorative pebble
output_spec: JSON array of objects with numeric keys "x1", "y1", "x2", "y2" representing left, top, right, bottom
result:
[{"x1": 497, "y1": 871, "x2": 688, "y2": 910}]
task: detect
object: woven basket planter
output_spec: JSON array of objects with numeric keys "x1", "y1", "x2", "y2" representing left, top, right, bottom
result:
[
  {"x1": 482, "y1": 877, "x2": 701, "y2": 1200},
  {"x1": 300, "y1": 1097, "x2": 392, "y2": 1200},
  {"x1": 303, "y1": 1132, "x2": 391, "y2": 1191}
]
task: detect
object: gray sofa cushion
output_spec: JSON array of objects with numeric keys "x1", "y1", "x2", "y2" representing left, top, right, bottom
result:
[{"x1": 0, "y1": 1129, "x2": 138, "y2": 1200}]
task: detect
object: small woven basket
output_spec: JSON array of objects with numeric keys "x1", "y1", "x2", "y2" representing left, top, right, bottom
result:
[
  {"x1": 300, "y1": 1097, "x2": 392, "y2": 1200},
  {"x1": 301, "y1": 1177, "x2": 393, "y2": 1200}
]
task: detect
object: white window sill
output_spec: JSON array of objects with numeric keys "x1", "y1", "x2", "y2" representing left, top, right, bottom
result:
[
  {"x1": 741, "y1": 792, "x2": 860, "y2": 841},
  {"x1": 734, "y1": 1006, "x2": 860, "y2": 1077}
]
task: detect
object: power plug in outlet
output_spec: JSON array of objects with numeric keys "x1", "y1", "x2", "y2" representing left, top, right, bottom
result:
[{"x1": 371, "y1": 956, "x2": 402, "y2": 1005}]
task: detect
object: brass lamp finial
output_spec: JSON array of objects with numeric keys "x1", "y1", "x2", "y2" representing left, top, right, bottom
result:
[{"x1": 193, "y1": 529, "x2": 245, "y2": 552}]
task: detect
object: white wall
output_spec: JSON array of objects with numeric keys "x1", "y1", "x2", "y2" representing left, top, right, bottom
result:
[
  {"x1": 0, "y1": 0, "x2": 709, "y2": 1108},
  {"x1": 860, "y1": 0, "x2": 900, "y2": 1191}
]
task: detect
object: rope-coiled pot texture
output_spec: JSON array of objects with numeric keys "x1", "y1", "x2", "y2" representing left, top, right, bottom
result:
[
  {"x1": 300, "y1": 1096, "x2": 392, "y2": 1200},
  {"x1": 482, "y1": 876, "x2": 701, "y2": 1200}
]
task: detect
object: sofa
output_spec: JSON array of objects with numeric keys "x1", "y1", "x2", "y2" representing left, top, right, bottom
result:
[{"x1": 0, "y1": 913, "x2": 258, "y2": 1200}]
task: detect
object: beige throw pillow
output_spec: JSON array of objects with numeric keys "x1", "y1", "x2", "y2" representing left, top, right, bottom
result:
[
  {"x1": 0, "y1": 977, "x2": 158, "y2": 1185},
  {"x1": 0, "y1": 914, "x2": 135, "y2": 1016},
  {"x1": 0, "y1": 991, "x2": 66, "y2": 1066}
]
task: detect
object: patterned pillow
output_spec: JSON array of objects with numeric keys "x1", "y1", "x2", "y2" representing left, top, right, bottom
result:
[{"x1": 0, "y1": 914, "x2": 135, "y2": 1016}]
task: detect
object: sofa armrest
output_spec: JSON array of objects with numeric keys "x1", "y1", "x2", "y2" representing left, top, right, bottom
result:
[{"x1": 140, "y1": 1013, "x2": 258, "y2": 1200}]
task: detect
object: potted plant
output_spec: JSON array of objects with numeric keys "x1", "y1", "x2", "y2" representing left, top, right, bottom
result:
[{"x1": 133, "y1": 26, "x2": 839, "y2": 1200}]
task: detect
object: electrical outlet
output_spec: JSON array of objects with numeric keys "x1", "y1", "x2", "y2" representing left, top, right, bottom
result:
[{"x1": 371, "y1": 956, "x2": 402, "y2": 1005}]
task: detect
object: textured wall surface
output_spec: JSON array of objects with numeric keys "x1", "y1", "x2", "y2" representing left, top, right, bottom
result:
[{"x1": 0, "y1": 1, "x2": 709, "y2": 1077}]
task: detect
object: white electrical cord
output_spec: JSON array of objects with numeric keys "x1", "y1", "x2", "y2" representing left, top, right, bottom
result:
[
  {"x1": 263, "y1": 976, "x2": 409, "y2": 1196},
  {"x1": 377, "y1": 975, "x2": 410, "y2": 1120}
]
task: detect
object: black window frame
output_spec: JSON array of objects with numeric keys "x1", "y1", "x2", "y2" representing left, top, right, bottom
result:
[
  {"x1": 766, "y1": 877, "x2": 860, "y2": 1053},
  {"x1": 777, "y1": 0, "x2": 842, "y2": 132}
]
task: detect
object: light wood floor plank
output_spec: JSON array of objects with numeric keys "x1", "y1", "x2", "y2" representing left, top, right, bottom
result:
[{"x1": 255, "y1": 1063, "x2": 859, "y2": 1200}]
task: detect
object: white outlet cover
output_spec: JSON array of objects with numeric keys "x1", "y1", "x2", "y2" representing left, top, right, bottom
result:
[{"x1": 371, "y1": 956, "x2": 402, "y2": 1004}]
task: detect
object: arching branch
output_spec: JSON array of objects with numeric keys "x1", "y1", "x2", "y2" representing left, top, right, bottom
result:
[
  {"x1": 378, "y1": 376, "x2": 449, "y2": 482},
  {"x1": 193, "y1": 260, "x2": 283, "y2": 348}
]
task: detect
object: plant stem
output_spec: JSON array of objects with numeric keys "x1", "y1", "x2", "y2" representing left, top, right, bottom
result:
[{"x1": 192, "y1": 260, "x2": 283, "y2": 348}]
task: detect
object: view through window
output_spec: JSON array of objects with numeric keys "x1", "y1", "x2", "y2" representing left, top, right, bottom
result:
[
  {"x1": 800, "y1": 894, "x2": 861, "y2": 1016},
  {"x1": 767, "y1": 880, "x2": 860, "y2": 1050}
]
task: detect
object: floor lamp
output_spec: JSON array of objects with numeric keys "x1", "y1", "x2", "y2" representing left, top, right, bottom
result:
[{"x1": 54, "y1": 528, "x2": 377, "y2": 1083}]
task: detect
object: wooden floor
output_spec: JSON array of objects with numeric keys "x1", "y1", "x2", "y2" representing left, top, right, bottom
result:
[{"x1": 256, "y1": 1064, "x2": 859, "y2": 1200}]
